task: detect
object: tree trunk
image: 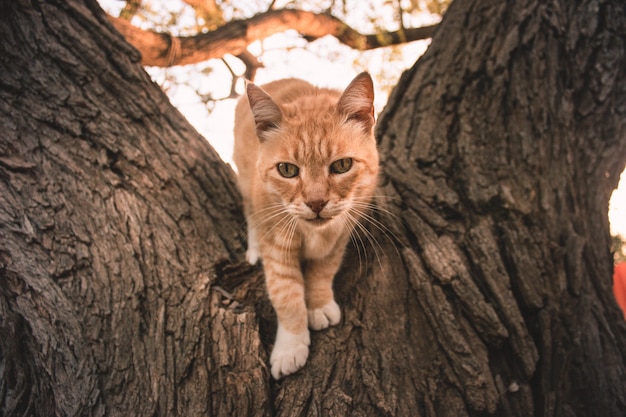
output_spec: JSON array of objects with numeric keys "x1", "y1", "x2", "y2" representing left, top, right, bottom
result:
[
  {"x1": 0, "y1": 1, "x2": 624, "y2": 417},
  {"x1": 0, "y1": 1, "x2": 255, "y2": 415}
]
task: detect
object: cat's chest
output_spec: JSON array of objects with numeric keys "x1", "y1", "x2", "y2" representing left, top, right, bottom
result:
[{"x1": 301, "y1": 226, "x2": 345, "y2": 260}]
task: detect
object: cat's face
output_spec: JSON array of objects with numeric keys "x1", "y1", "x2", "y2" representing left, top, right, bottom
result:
[
  {"x1": 257, "y1": 112, "x2": 379, "y2": 228},
  {"x1": 248, "y1": 73, "x2": 379, "y2": 229}
]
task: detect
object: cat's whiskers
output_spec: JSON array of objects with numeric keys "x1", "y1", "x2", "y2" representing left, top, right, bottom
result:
[
  {"x1": 250, "y1": 204, "x2": 289, "y2": 233},
  {"x1": 279, "y1": 214, "x2": 299, "y2": 269},
  {"x1": 339, "y1": 196, "x2": 405, "y2": 276},
  {"x1": 352, "y1": 195, "x2": 406, "y2": 228},
  {"x1": 251, "y1": 204, "x2": 303, "y2": 269},
  {"x1": 351, "y1": 197, "x2": 405, "y2": 246},
  {"x1": 343, "y1": 209, "x2": 387, "y2": 275},
  {"x1": 338, "y1": 212, "x2": 369, "y2": 277}
]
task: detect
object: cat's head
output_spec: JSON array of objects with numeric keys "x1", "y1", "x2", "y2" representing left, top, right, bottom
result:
[{"x1": 247, "y1": 72, "x2": 379, "y2": 229}]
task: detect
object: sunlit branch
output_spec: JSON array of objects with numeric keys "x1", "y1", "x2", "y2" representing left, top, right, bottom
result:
[
  {"x1": 108, "y1": 8, "x2": 437, "y2": 68},
  {"x1": 119, "y1": 0, "x2": 142, "y2": 20}
]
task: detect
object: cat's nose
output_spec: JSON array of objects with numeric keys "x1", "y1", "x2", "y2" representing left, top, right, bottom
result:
[{"x1": 306, "y1": 199, "x2": 328, "y2": 214}]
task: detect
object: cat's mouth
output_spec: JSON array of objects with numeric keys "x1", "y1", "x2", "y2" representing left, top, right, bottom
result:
[{"x1": 305, "y1": 215, "x2": 334, "y2": 226}]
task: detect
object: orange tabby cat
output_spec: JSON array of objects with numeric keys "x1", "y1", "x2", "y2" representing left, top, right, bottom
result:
[{"x1": 233, "y1": 72, "x2": 379, "y2": 379}]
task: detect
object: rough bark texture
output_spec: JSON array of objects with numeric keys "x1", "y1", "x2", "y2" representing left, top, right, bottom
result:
[
  {"x1": 0, "y1": 0, "x2": 257, "y2": 415},
  {"x1": 1, "y1": 0, "x2": 625, "y2": 417},
  {"x1": 375, "y1": 0, "x2": 626, "y2": 415}
]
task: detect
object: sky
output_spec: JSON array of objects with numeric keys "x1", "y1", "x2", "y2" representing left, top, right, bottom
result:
[{"x1": 99, "y1": 0, "x2": 626, "y2": 240}]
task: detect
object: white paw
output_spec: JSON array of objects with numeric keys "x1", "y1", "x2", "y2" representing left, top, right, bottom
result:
[
  {"x1": 308, "y1": 300, "x2": 341, "y2": 331},
  {"x1": 270, "y1": 325, "x2": 310, "y2": 379},
  {"x1": 246, "y1": 247, "x2": 260, "y2": 265}
]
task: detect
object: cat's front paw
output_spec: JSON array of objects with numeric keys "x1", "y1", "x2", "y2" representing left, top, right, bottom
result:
[
  {"x1": 308, "y1": 300, "x2": 341, "y2": 331},
  {"x1": 270, "y1": 325, "x2": 311, "y2": 379}
]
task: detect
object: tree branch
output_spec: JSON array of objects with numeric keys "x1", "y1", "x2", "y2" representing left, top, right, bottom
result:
[
  {"x1": 108, "y1": 8, "x2": 437, "y2": 67},
  {"x1": 119, "y1": 0, "x2": 142, "y2": 20}
]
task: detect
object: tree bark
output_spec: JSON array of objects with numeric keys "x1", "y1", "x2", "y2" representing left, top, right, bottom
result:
[
  {"x1": 0, "y1": 1, "x2": 625, "y2": 417},
  {"x1": 374, "y1": 0, "x2": 626, "y2": 414},
  {"x1": 0, "y1": 1, "x2": 256, "y2": 415}
]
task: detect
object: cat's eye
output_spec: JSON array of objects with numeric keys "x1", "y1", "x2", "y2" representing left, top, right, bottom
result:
[
  {"x1": 330, "y1": 158, "x2": 353, "y2": 174},
  {"x1": 277, "y1": 162, "x2": 299, "y2": 178}
]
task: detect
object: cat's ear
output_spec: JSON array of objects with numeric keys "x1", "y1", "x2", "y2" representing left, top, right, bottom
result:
[
  {"x1": 246, "y1": 82, "x2": 283, "y2": 141},
  {"x1": 337, "y1": 72, "x2": 375, "y2": 133}
]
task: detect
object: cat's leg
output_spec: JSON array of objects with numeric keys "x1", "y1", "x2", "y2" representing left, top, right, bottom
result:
[
  {"x1": 271, "y1": 319, "x2": 310, "y2": 379},
  {"x1": 242, "y1": 197, "x2": 260, "y2": 264},
  {"x1": 264, "y1": 254, "x2": 310, "y2": 379},
  {"x1": 304, "y1": 248, "x2": 346, "y2": 331},
  {"x1": 245, "y1": 221, "x2": 260, "y2": 264}
]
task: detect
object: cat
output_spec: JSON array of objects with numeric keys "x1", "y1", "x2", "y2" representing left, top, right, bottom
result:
[{"x1": 233, "y1": 72, "x2": 379, "y2": 379}]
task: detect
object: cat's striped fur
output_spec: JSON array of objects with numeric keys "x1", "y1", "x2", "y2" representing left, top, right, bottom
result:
[{"x1": 233, "y1": 73, "x2": 379, "y2": 379}]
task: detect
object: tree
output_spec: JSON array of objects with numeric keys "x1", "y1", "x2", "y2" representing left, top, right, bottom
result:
[{"x1": 1, "y1": 0, "x2": 625, "y2": 416}]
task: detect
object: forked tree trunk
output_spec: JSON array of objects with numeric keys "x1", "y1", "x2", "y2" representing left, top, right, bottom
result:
[{"x1": 1, "y1": 0, "x2": 625, "y2": 416}]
